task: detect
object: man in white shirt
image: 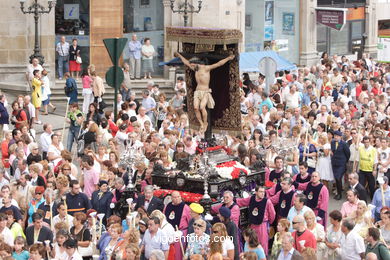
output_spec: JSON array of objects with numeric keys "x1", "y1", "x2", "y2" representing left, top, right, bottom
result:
[
  {"x1": 284, "y1": 84, "x2": 300, "y2": 109},
  {"x1": 136, "y1": 106, "x2": 152, "y2": 130},
  {"x1": 127, "y1": 102, "x2": 137, "y2": 117},
  {"x1": 40, "y1": 124, "x2": 53, "y2": 160},
  {"x1": 339, "y1": 218, "x2": 365, "y2": 260},
  {"x1": 141, "y1": 217, "x2": 169, "y2": 259},
  {"x1": 56, "y1": 36, "x2": 70, "y2": 80},
  {"x1": 52, "y1": 202, "x2": 74, "y2": 229},
  {"x1": 14, "y1": 159, "x2": 29, "y2": 181}
]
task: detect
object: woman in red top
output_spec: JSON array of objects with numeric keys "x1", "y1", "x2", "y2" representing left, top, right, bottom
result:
[
  {"x1": 348, "y1": 102, "x2": 358, "y2": 118},
  {"x1": 371, "y1": 83, "x2": 382, "y2": 96},
  {"x1": 10, "y1": 101, "x2": 27, "y2": 130},
  {"x1": 355, "y1": 80, "x2": 362, "y2": 98},
  {"x1": 104, "y1": 110, "x2": 118, "y2": 137},
  {"x1": 1, "y1": 131, "x2": 11, "y2": 169}
]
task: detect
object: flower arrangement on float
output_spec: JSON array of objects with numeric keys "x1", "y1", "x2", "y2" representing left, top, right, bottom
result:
[
  {"x1": 215, "y1": 161, "x2": 250, "y2": 179},
  {"x1": 153, "y1": 189, "x2": 208, "y2": 203}
]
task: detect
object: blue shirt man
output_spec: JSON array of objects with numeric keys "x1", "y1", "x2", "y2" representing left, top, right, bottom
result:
[
  {"x1": 287, "y1": 194, "x2": 312, "y2": 232},
  {"x1": 302, "y1": 85, "x2": 317, "y2": 106},
  {"x1": 129, "y1": 36, "x2": 142, "y2": 60},
  {"x1": 64, "y1": 73, "x2": 78, "y2": 105},
  {"x1": 141, "y1": 218, "x2": 170, "y2": 259},
  {"x1": 258, "y1": 93, "x2": 273, "y2": 115},
  {"x1": 371, "y1": 177, "x2": 390, "y2": 221}
]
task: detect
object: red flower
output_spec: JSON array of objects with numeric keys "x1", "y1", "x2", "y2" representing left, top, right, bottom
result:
[
  {"x1": 265, "y1": 180, "x2": 276, "y2": 188},
  {"x1": 154, "y1": 189, "x2": 205, "y2": 203}
]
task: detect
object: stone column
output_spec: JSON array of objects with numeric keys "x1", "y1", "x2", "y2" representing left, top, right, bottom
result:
[
  {"x1": 364, "y1": 0, "x2": 378, "y2": 58},
  {"x1": 299, "y1": 0, "x2": 318, "y2": 67},
  {"x1": 163, "y1": 0, "x2": 176, "y2": 78}
]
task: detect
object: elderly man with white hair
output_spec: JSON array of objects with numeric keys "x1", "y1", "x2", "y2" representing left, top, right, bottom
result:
[
  {"x1": 339, "y1": 218, "x2": 365, "y2": 260},
  {"x1": 276, "y1": 233, "x2": 303, "y2": 260},
  {"x1": 134, "y1": 185, "x2": 164, "y2": 215}
]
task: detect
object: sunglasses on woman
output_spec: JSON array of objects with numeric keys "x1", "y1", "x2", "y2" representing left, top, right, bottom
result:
[{"x1": 193, "y1": 223, "x2": 203, "y2": 228}]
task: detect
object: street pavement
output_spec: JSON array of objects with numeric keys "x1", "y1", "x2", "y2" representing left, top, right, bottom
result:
[{"x1": 2, "y1": 90, "x2": 345, "y2": 215}]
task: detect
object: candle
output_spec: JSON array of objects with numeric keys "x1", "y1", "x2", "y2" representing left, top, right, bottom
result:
[
  {"x1": 90, "y1": 212, "x2": 97, "y2": 243},
  {"x1": 126, "y1": 198, "x2": 133, "y2": 215},
  {"x1": 62, "y1": 196, "x2": 69, "y2": 230},
  {"x1": 97, "y1": 214, "x2": 105, "y2": 238},
  {"x1": 49, "y1": 192, "x2": 53, "y2": 231}
]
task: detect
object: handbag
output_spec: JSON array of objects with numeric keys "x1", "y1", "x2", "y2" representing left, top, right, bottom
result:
[
  {"x1": 76, "y1": 56, "x2": 82, "y2": 64},
  {"x1": 78, "y1": 228, "x2": 93, "y2": 257},
  {"x1": 307, "y1": 158, "x2": 317, "y2": 168},
  {"x1": 78, "y1": 244, "x2": 93, "y2": 257}
]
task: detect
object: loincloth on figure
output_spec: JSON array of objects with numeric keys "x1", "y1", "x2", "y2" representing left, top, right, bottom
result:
[{"x1": 194, "y1": 89, "x2": 215, "y2": 109}]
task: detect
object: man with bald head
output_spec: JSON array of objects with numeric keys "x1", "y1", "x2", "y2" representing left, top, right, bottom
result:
[
  {"x1": 297, "y1": 171, "x2": 329, "y2": 226},
  {"x1": 164, "y1": 191, "x2": 191, "y2": 260},
  {"x1": 292, "y1": 215, "x2": 316, "y2": 253},
  {"x1": 211, "y1": 190, "x2": 240, "y2": 226},
  {"x1": 366, "y1": 252, "x2": 378, "y2": 260}
]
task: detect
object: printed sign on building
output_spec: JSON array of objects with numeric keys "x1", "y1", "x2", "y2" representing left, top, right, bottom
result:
[
  {"x1": 64, "y1": 4, "x2": 79, "y2": 20},
  {"x1": 316, "y1": 8, "x2": 347, "y2": 31}
]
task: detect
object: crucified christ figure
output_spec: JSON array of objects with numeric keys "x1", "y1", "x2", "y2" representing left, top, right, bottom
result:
[{"x1": 174, "y1": 52, "x2": 235, "y2": 133}]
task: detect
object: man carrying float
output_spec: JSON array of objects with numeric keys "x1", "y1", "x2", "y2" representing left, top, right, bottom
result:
[{"x1": 236, "y1": 186, "x2": 275, "y2": 255}]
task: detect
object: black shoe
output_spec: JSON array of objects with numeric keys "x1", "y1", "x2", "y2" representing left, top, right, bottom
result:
[
  {"x1": 334, "y1": 194, "x2": 342, "y2": 200},
  {"x1": 130, "y1": 77, "x2": 135, "y2": 80}
]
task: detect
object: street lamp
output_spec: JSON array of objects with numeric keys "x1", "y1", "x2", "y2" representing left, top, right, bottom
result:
[
  {"x1": 170, "y1": 0, "x2": 203, "y2": 27},
  {"x1": 19, "y1": 0, "x2": 56, "y2": 64}
]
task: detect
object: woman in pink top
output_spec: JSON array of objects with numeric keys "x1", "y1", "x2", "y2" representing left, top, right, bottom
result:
[{"x1": 81, "y1": 67, "x2": 94, "y2": 114}]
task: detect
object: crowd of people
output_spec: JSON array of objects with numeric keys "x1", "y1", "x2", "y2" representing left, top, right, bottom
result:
[{"x1": 0, "y1": 52, "x2": 389, "y2": 260}]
